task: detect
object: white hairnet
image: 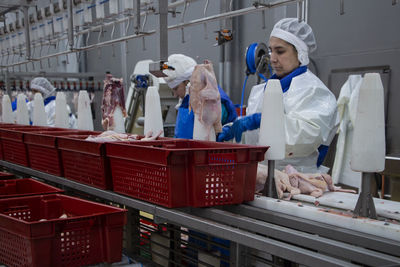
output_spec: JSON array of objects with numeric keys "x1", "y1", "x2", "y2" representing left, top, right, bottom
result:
[
  {"x1": 270, "y1": 18, "x2": 316, "y2": 66},
  {"x1": 163, "y1": 54, "x2": 197, "y2": 89},
  {"x1": 30, "y1": 77, "x2": 56, "y2": 99}
]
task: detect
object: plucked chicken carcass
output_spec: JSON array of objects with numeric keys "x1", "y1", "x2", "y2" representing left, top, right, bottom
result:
[
  {"x1": 85, "y1": 130, "x2": 163, "y2": 142},
  {"x1": 101, "y1": 74, "x2": 127, "y2": 130},
  {"x1": 189, "y1": 60, "x2": 222, "y2": 139},
  {"x1": 256, "y1": 164, "x2": 356, "y2": 199}
]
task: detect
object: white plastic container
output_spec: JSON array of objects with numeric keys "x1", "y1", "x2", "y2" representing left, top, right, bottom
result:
[
  {"x1": 32, "y1": 93, "x2": 47, "y2": 126},
  {"x1": 55, "y1": 92, "x2": 69, "y2": 128},
  {"x1": 2, "y1": 95, "x2": 14, "y2": 123},
  {"x1": 144, "y1": 86, "x2": 164, "y2": 137},
  {"x1": 258, "y1": 79, "x2": 285, "y2": 160},
  {"x1": 77, "y1": 90, "x2": 94, "y2": 131},
  {"x1": 350, "y1": 73, "x2": 386, "y2": 172}
]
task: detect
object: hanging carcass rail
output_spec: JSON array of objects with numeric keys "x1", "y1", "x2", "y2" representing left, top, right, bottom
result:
[{"x1": 0, "y1": 0, "x2": 310, "y2": 71}]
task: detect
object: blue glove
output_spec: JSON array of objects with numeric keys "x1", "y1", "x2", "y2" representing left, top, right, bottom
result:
[
  {"x1": 217, "y1": 125, "x2": 234, "y2": 142},
  {"x1": 217, "y1": 113, "x2": 261, "y2": 142}
]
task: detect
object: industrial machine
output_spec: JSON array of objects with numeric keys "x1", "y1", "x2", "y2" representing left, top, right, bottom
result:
[{"x1": 125, "y1": 60, "x2": 177, "y2": 136}]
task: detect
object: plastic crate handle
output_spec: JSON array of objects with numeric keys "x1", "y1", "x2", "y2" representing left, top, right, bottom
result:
[{"x1": 60, "y1": 218, "x2": 96, "y2": 230}]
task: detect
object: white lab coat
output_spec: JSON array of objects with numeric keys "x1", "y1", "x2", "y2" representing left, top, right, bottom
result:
[
  {"x1": 245, "y1": 70, "x2": 339, "y2": 173},
  {"x1": 331, "y1": 75, "x2": 362, "y2": 187},
  {"x1": 28, "y1": 98, "x2": 77, "y2": 129}
]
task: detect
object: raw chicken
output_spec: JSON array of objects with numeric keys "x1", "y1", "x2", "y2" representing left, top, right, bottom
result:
[
  {"x1": 256, "y1": 164, "x2": 300, "y2": 199},
  {"x1": 285, "y1": 165, "x2": 357, "y2": 198},
  {"x1": 189, "y1": 60, "x2": 222, "y2": 139},
  {"x1": 85, "y1": 130, "x2": 163, "y2": 142},
  {"x1": 101, "y1": 74, "x2": 127, "y2": 131},
  {"x1": 256, "y1": 164, "x2": 356, "y2": 199}
]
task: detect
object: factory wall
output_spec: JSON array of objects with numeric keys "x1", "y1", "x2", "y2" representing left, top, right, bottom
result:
[{"x1": 85, "y1": 0, "x2": 400, "y2": 154}]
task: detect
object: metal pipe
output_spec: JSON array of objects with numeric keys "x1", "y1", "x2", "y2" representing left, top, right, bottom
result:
[
  {"x1": 340, "y1": 0, "x2": 345, "y2": 15},
  {"x1": 1, "y1": 31, "x2": 155, "y2": 68},
  {"x1": 354, "y1": 172, "x2": 377, "y2": 219},
  {"x1": 67, "y1": 0, "x2": 74, "y2": 49},
  {"x1": 2, "y1": 0, "x2": 300, "y2": 68},
  {"x1": 22, "y1": 7, "x2": 31, "y2": 59},
  {"x1": 168, "y1": 0, "x2": 301, "y2": 31},
  {"x1": 135, "y1": 0, "x2": 140, "y2": 34},
  {"x1": 297, "y1": 1, "x2": 303, "y2": 21},
  {"x1": 159, "y1": 0, "x2": 168, "y2": 61}
]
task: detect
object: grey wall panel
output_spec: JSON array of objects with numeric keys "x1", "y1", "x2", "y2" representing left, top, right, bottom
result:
[{"x1": 85, "y1": 0, "x2": 400, "y2": 152}]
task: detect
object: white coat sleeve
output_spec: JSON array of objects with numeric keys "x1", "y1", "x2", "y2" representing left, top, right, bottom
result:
[{"x1": 284, "y1": 79, "x2": 338, "y2": 158}]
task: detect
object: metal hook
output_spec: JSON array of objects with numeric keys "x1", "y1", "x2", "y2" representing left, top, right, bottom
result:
[
  {"x1": 141, "y1": 12, "x2": 147, "y2": 32},
  {"x1": 261, "y1": 10, "x2": 266, "y2": 29},
  {"x1": 181, "y1": 1, "x2": 188, "y2": 43},
  {"x1": 111, "y1": 23, "x2": 116, "y2": 39},
  {"x1": 86, "y1": 30, "x2": 91, "y2": 46},
  {"x1": 47, "y1": 44, "x2": 51, "y2": 68},
  {"x1": 125, "y1": 16, "x2": 131, "y2": 36}
]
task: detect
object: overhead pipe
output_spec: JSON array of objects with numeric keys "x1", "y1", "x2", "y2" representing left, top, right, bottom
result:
[
  {"x1": 22, "y1": 6, "x2": 31, "y2": 59},
  {"x1": 1, "y1": 30, "x2": 155, "y2": 68},
  {"x1": 1, "y1": 0, "x2": 301, "y2": 68}
]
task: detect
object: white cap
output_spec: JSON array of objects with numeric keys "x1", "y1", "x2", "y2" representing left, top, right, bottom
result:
[
  {"x1": 270, "y1": 18, "x2": 316, "y2": 66},
  {"x1": 30, "y1": 77, "x2": 56, "y2": 99},
  {"x1": 163, "y1": 54, "x2": 197, "y2": 89}
]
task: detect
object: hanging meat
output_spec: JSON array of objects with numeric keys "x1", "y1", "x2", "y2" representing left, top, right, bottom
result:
[
  {"x1": 101, "y1": 74, "x2": 127, "y2": 131},
  {"x1": 189, "y1": 60, "x2": 222, "y2": 139}
]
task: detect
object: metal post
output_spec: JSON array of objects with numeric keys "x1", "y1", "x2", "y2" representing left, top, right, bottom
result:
[
  {"x1": 67, "y1": 0, "x2": 74, "y2": 50},
  {"x1": 135, "y1": 0, "x2": 140, "y2": 34},
  {"x1": 158, "y1": 0, "x2": 168, "y2": 61},
  {"x1": 263, "y1": 160, "x2": 278, "y2": 198},
  {"x1": 354, "y1": 172, "x2": 377, "y2": 219},
  {"x1": 22, "y1": 7, "x2": 31, "y2": 59},
  {"x1": 297, "y1": 1, "x2": 303, "y2": 21},
  {"x1": 5, "y1": 70, "x2": 11, "y2": 98}
]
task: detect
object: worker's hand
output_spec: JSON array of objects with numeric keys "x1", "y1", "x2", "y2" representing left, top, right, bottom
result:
[
  {"x1": 217, "y1": 125, "x2": 234, "y2": 142},
  {"x1": 231, "y1": 113, "x2": 262, "y2": 142}
]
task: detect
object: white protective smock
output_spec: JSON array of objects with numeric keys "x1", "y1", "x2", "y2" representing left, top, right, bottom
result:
[
  {"x1": 331, "y1": 75, "x2": 362, "y2": 187},
  {"x1": 244, "y1": 70, "x2": 339, "y2": 173},
  {"x1": 27, "y1": 99, "x2": 77, "y2": 129}
]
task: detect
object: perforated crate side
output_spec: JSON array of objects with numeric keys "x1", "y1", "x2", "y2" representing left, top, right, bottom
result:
[
  {"x1": 2, "y1": 139, "x2": 29, "y2": 166},
  {"x1": 27, "y1": 144, "x2": 63, "y2": 176},
  {"x1": 110, "y1": 157, "x2": 188, "y2": 208},
  {"x1": 61, "y1": 150, "x2": 111, "y2": 189}
]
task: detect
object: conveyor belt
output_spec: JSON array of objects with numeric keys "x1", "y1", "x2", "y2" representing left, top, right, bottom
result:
[{"x1": 1, "y1": 160, "x2": 399, "y2": 267}]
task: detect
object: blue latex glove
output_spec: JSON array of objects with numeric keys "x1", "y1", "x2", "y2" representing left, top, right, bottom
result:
[
  {"x1": 217, "y1": 125, "x2": 234, "y2": 142},
  {"x1": 217, "y1": 113, "x2": 261, "y2": 142}
]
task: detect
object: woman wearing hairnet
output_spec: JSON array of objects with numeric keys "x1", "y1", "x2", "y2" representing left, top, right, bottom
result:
[
  {"x1": 29, "y1": 77, "x2": 77, "y2": 128},
  {"x1": 218, "y1": 18, "x2": 338, "y2": 173},
  {"x1": 163, "y1": 54, "x2": 237, "y2": 139}
]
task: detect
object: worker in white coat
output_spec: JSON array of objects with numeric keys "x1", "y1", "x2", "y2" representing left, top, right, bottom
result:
[
  {"x1": 29, "y1": 77, "x2": 77, "y2": 128},
  {"x1": 218, "y1": 18, "x2": 339, "y2": 173}
]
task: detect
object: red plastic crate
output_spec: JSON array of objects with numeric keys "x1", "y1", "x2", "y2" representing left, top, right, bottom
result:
[
  {"x1": 0, "y1": 124, "x2": 45, "y2": 161},
  {"x1": 24, "y1": 130, "x2": 99, "y2": 176},
  {"x1": 57, "y1": 134, "x2": 167, "y2": 190},
  {"x1": 106, "y1": 140, "x2": 268, "y2": 208},
  {"x1": 0, "y1": 171, "x2": 15, "y2": 180},
  {"x1": 0, "y1": 194, "x2": 127, "y2": 267},
  {"x1": 0, "y1": 126, "x2": 64, "y2": 166},
  {"x1": 0, "y1": 178, "x2": 64, "y2": 198},
  {"x1": 57, "y1": 134, "x2": 111, "y2": 189}
]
